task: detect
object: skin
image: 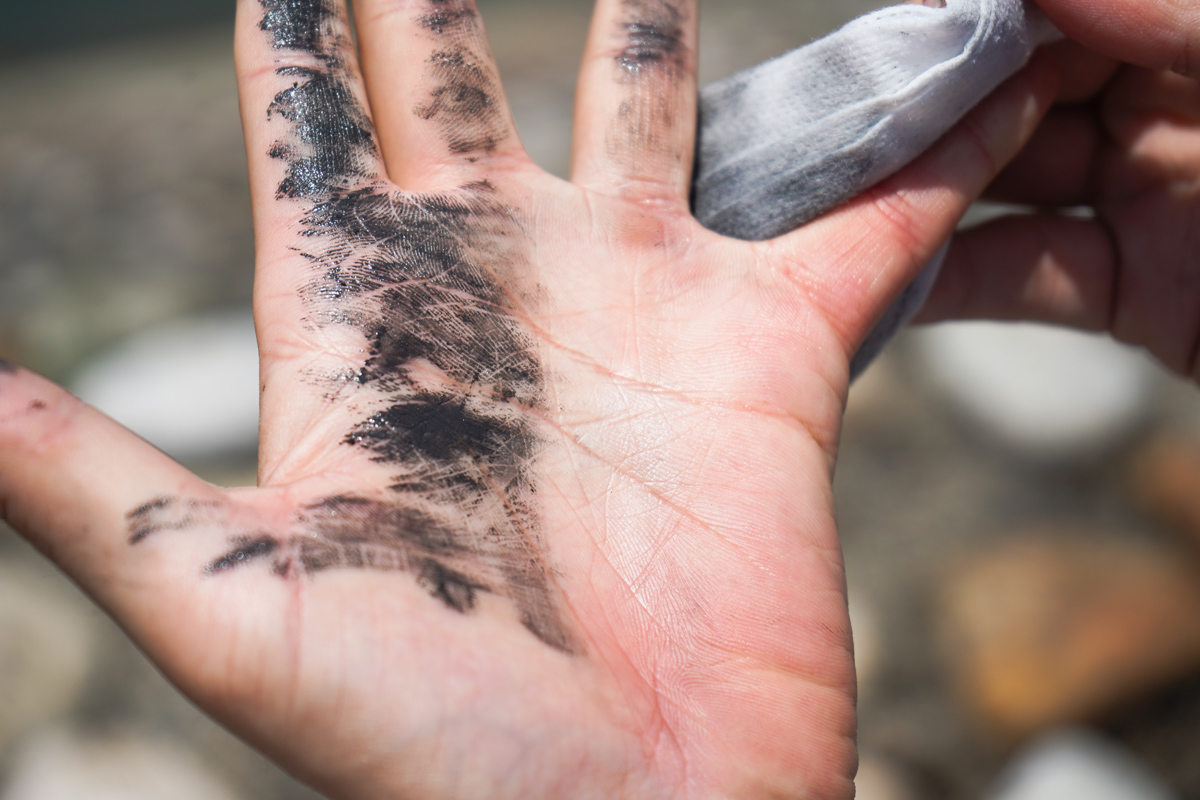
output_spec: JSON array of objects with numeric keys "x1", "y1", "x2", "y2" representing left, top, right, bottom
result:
[
  {"x1": 921, "y1": 0, "x2": 1200, "y2": 381},
  {"x1": 0, "y1": 0, "x2": 1055, "y2": 798}
]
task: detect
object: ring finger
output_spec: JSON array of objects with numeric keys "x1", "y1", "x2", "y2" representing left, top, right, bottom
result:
[{"x1": 571, "y1": 0, "x2": 699, "y2": 203}]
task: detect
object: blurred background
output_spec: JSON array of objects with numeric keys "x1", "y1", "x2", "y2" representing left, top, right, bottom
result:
[{"x1": 4, "y1": 1, "x2": 1200, "y2": 798}]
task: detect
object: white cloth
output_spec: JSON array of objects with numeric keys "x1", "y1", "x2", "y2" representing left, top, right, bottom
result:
[{"x1": 694, "y1": 0, "x2": 1061, "y2": 377}]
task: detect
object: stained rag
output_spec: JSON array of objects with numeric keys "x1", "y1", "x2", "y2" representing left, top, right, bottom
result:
[{"x1": 693, "y1": 0, "x2": 1061, "y2": 378}]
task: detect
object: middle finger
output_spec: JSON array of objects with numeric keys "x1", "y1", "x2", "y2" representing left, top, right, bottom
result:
[{"x1": 355, "y1": 0, "x2": 527, "y2": 191}]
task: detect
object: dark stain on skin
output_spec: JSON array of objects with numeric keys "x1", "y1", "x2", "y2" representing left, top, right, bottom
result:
[
  {"x1": 419, "y1": 2, "x2": 476, "y2": 35},
  {"x1": 616, "y1": 0, "x2": 686, "y2": 75},
  {"x1": 415, "y1": 50, "x2": 503, "y2": 153},
  {"x1": 346, "y1": 396, "x2": 531, "y2": 483},
  {"x1": 123, "y1": 0, "x2": 574, "y2": 653},
  {"x1": 261, "y1": 0, "x2": 378, "y2": 199},
  {"x1": 206, "y1": 536, "x2": 280, "y2": 575},
  {"x1": 268, "y1": 66, "x2": 378, "y2": 198},
  {"x1": 127, "y1": 497, "x2": 224, "y2": 545},
  {"x1": 132, "y1": 492, "x2": 573, "y2": 652},
  {"x1": 260, "y1": 0, "x2": 337, "y2": 51},
  {"x1": 29, "y1": 400, "x2": 47, "y2": 411},
  {"x1": 604, "y1": 0, "x2": 688, "y2": 160},
  {"x1": 411, "y1": 0, "x2": 508, "y2": 155}
]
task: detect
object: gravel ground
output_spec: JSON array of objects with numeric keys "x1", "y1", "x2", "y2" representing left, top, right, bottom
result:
[{"x1": 4, "y1": 2, "x2": 1200, "y2": 798}]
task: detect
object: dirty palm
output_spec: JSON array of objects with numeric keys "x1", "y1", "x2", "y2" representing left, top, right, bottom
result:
[{"x1": 0, "y1": 0, "x2": 1051, "y2": 796}]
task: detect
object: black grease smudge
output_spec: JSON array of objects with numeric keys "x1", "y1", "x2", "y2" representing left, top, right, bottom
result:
[
  {"x1": 268, "y1": 66, "x2": 378, "y2": 198},
  {"x1": 261, "y1": 0, "x2": 379, "y2": 200},
  {"x1": 259, "y1": 0, "x2": 337, "y2": 52},
  {"x1": 133, "y1": 492, "x2": 572, "y2": 650},
  {"x1": 206, "y1": 536, "x2": 280, "y2": 575},
  {"x1": 411, "y1": 0, "x2": 508, "y2": 156},
  {"x1": 415, "y1": 50, "x2": 503, "y2": 154},
  {"x1": 419, "y1": 2, "x2": 476, "y2": 35},
  {"x1": 136, "y1": 0, "x2": 574, "y2": 652},
  {"x1": 350, "y1": 397, "x2": 515, "y2": 463},
  {"x1": 417, "y1": 559, "x2": 484, "y2": 614},
  {"x1": 617, "y1": 0, "x2": 686, "y2": 75},
  {"x1": 127, "y1": 497, "x2": 223, "y2": 545}
]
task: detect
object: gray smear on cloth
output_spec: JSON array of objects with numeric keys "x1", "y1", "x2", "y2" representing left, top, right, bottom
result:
[{"x1": 694, "y1": 0, "x2": 1061, "y2": 378}]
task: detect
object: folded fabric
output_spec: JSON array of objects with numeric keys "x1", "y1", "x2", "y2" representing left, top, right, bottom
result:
[{"x1": 694, "y1": 0, "x2": 1061, "y2": 378}]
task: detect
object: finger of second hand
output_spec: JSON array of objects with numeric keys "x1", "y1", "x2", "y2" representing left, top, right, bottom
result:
[
  {"x1": 571, "y1": 0, "x2": 699, "y2": 204},
  {"x1": 917, "y1": 213, "x2": 1117, "y2": 330},
  {"x1": 1101, "y1": 68, "x2": 1200, "y2": 184},
  {"x1": 763, "y1": 51, "x2": 1061, "y2": 356},
  {"x1": 1048, "y1": 38, "x2": 1122, "y2": 103},
  {"x1": 986, "y1": 106, "x2": 1103, "y2": 206}
]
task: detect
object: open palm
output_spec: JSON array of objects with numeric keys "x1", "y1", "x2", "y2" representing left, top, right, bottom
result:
[{"x1": 0, "y1": 0, "x2": 1053, "y2": 797}]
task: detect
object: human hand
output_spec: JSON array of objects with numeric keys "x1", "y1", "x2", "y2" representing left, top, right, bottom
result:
[
  {"x1": 0, "y1": 1, "x2": 1053, "y2": 797},
  {"x1": 918, "y1": 0, "x2": 1200, "y2": 378}
]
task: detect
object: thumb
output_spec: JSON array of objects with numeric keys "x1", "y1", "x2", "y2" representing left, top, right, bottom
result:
[
  {"x1": 0, "y1": 361, "x2": 226, "y2": 624},
  {"x1": 1034, "y1": 0, "x2": 1200, "y2": 77}
]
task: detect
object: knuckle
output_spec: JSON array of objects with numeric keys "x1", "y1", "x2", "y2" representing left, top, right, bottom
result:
[{"x1": 954, "y1": 109, "x2": 1003, "y2": 180}]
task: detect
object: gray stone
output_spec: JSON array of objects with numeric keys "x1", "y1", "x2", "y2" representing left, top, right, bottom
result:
[
  {"x1": 912, "y1": 322, "x2": 1155, "y2": 458},
  {"x1": 2, "y1": 730, "x2": 242, "y2": 800},
  {"x1": 988, "y1": 729, "x2": 1178, "y2": 800},
  {"x1": 70, "y1": 309, "x2": 259, "y2": 462}
]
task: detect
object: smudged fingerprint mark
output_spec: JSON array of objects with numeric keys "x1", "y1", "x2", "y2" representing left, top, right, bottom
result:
[
  {"x1": 616, "y1": 0, "x2": 687, "y2": 77},
  {"x1": 260, "y1": 0, "x2": 379, "y2": 199},
  {"x1": 260, "y1": 0, "x2": 338, "y2": 51},
  {"x1": 268, "y1": 66, "x2": 379, "y2": 199},
  {"x1": 124, "y1": 0, "x2": 574, "y2": 652},
  {"x1": 416, "y1": 51, "x2": 504, "y2": 154},
  {"x1": 413, "y1": 0, "x2": 510, "y2": 155},
  {"x1": 603, "y1": 0, "x2": 690, "y2": 164},
  {"x1": 206, "y1": 536, "x2": 280, "y2": 575},
  {"x1": 127, "y1": 497, "x2": 225, "y2": 545}
]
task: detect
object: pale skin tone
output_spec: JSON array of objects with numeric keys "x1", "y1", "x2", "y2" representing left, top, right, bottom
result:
[{"x1": 9, "y1": 0, "x2": 1194, "y2": 797}]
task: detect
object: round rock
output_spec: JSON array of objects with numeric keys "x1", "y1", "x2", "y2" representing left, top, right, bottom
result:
[
  {"x1": 71, "y1": 309, "x2": 259, "y2": 462},
  {"x1": 987, "y1": 728, "x2": 1177, "y2": 800},
  {"x1": 911, "y1": 322, "x2": 1155, "y2": 459}
]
